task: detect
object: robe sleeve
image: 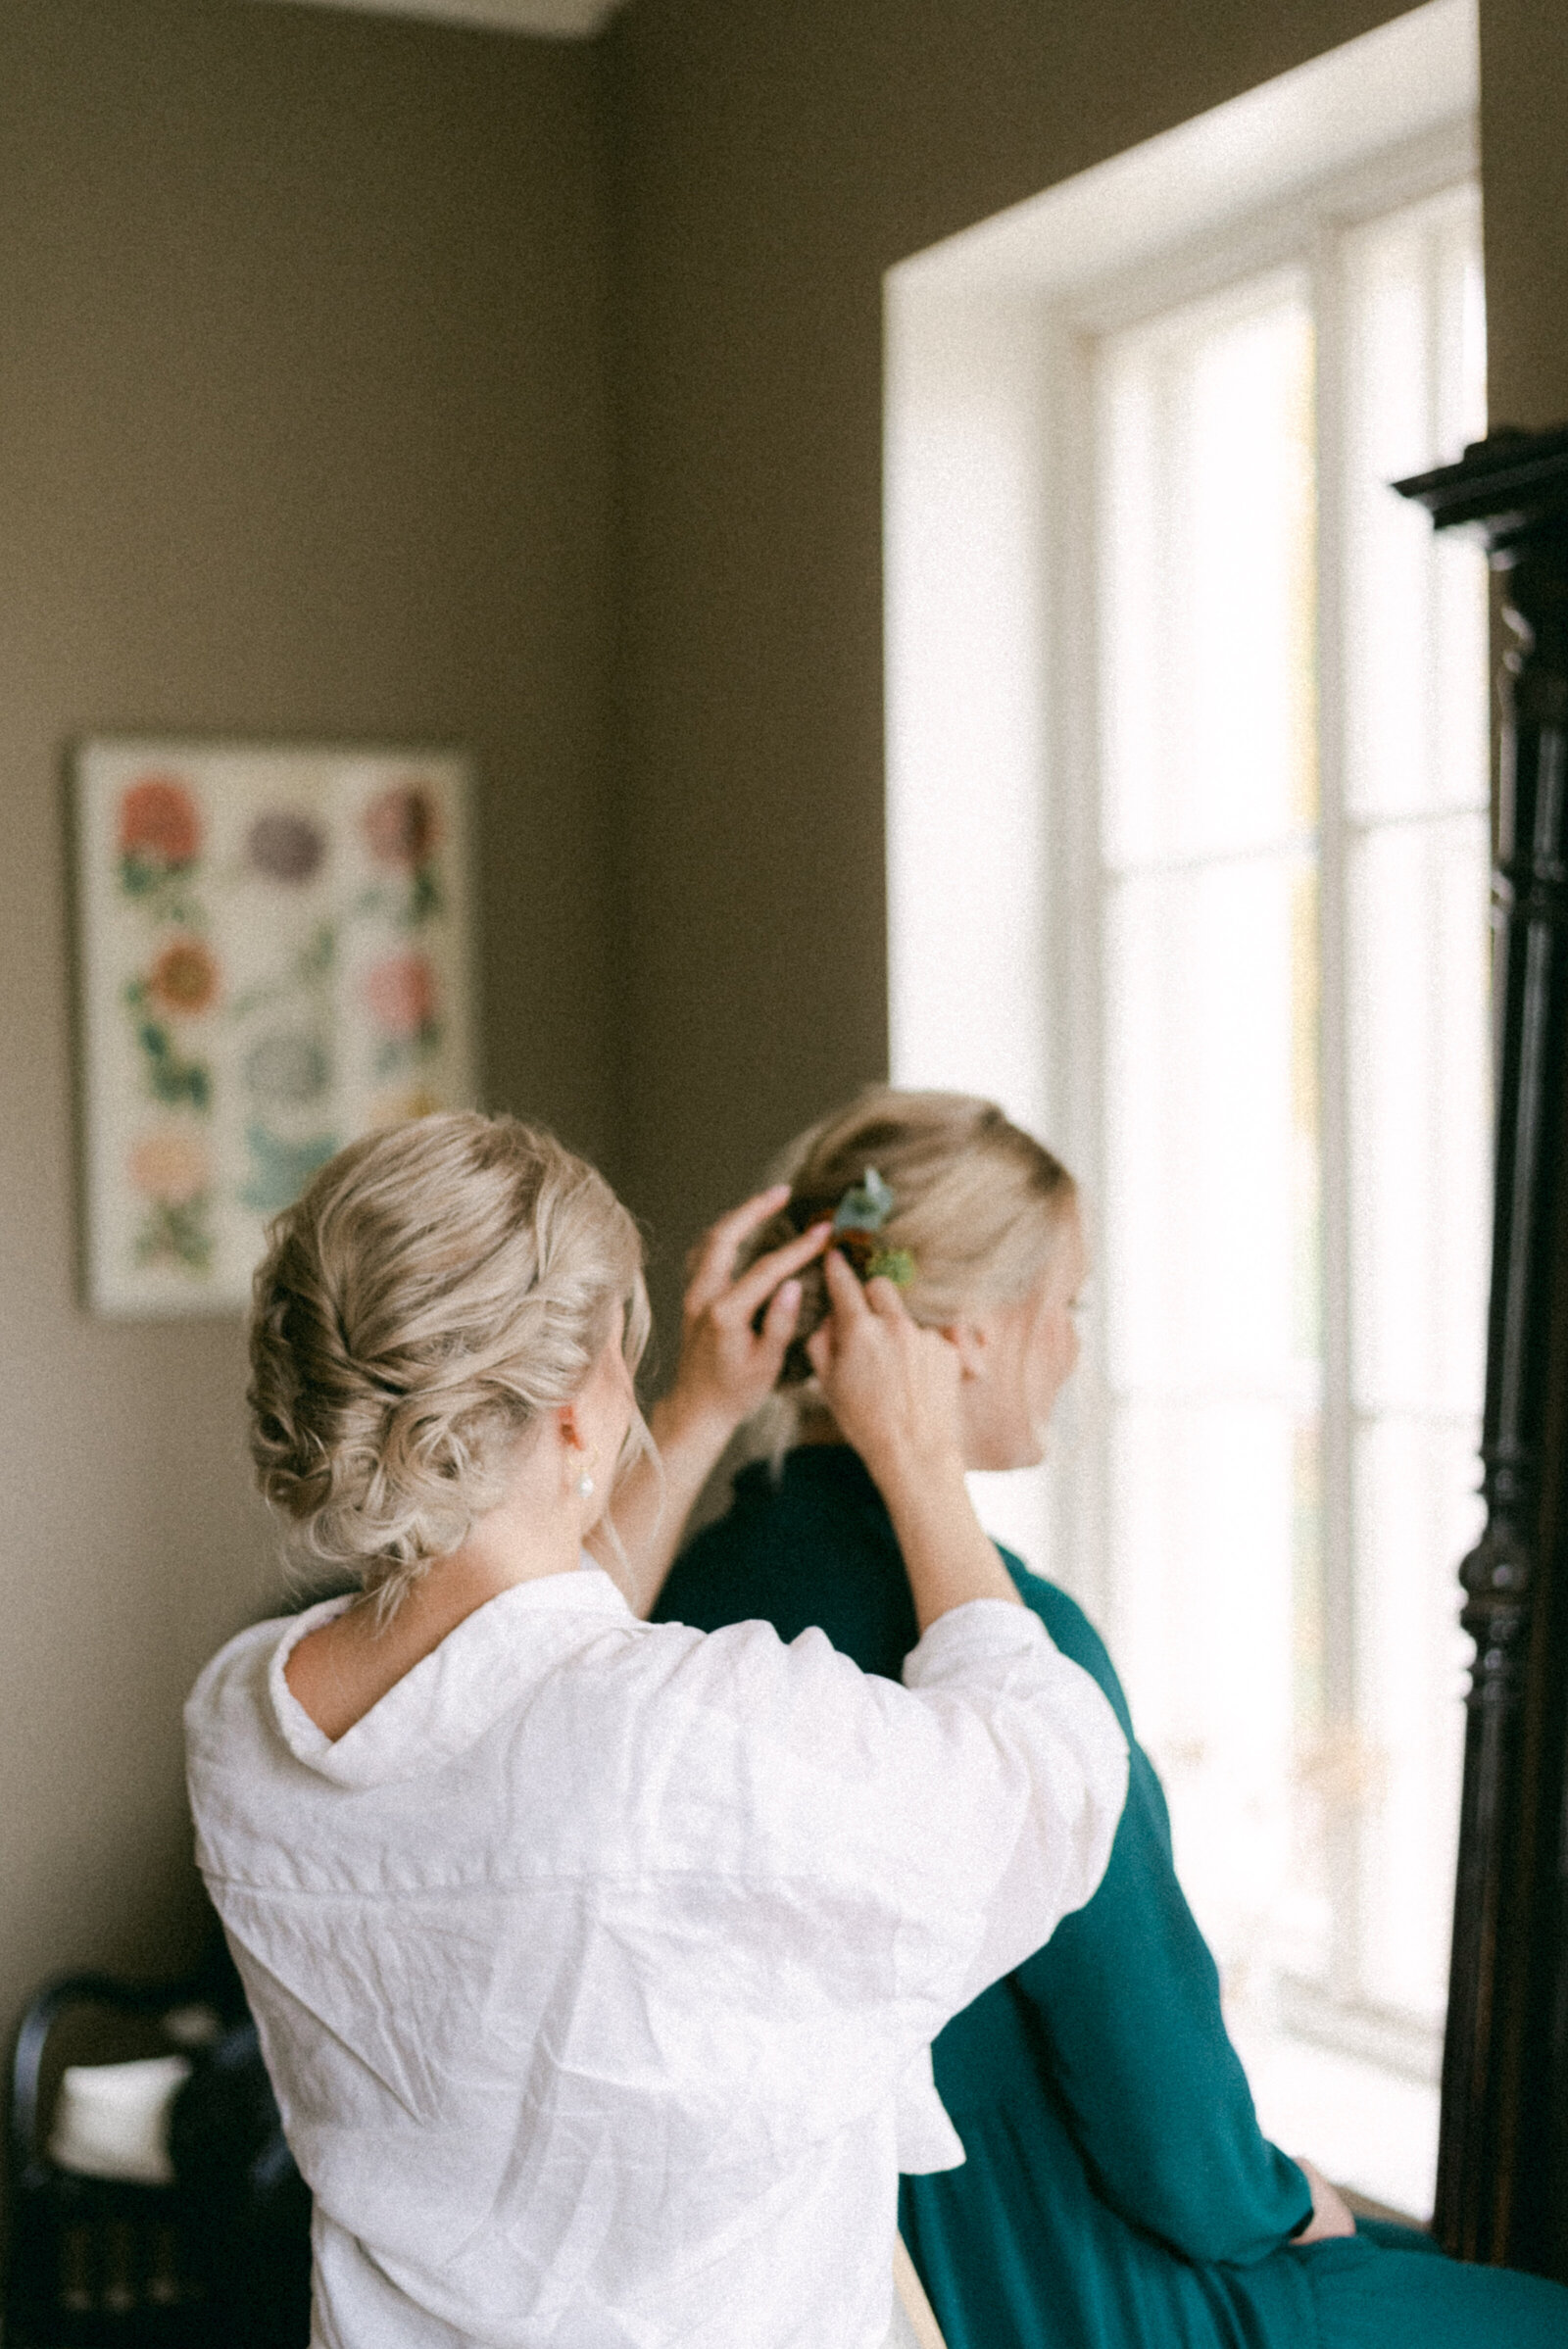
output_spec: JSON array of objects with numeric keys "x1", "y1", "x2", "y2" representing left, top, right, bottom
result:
[
  {"x1": 897, "y1": 1599, "x2": 1129, "y2": 2015},
  {"x1": 661, "y1": 1595, "x2": 1129, "y2": 2062},
  {"x1": 1003, "y1": 1561, "x2": 1313, "y2": 2266}
]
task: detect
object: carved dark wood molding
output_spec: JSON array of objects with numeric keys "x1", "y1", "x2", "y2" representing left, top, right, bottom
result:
[{"x1": 1396, "y1": 426, "x2": 1568, "y2": 2275}]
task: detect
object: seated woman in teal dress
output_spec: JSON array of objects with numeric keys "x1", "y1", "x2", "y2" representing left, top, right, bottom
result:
[{"x1": 654, "y1": 1088, "x2": 1568, "y2": 2349}]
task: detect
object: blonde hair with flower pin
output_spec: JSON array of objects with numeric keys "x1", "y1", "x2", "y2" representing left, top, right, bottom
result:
[{"x1": 742, "y1": 1088, "x2": 1076, "y2": 1413}]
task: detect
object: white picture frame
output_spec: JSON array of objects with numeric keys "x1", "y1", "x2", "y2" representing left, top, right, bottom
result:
[{"x1": 74, "y1": 738, "x2": 476, "y2": 1317}]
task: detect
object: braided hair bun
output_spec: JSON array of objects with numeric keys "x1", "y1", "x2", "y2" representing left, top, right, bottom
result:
[{"x1": 248, "y1": 1112, "x2": 649, "y2": 1616}]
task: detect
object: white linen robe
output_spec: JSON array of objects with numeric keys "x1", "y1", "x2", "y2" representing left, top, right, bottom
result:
[{"x1": 185, "y1": 1564, "x2": 1126, "y2": 2349}]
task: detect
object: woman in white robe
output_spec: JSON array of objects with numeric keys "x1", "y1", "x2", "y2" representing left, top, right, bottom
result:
[{"x1": 185, "y1": 1110, "x2": 1126, "y2": 2349}]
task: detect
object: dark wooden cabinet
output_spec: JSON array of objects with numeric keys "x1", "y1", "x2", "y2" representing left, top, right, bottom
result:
[{"x1": 1396, "y1": 426, "x2": 1568, "y2": 2277}]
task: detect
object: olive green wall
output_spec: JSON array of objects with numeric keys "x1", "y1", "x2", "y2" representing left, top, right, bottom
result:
[
  {"x1": 0, "y1": 0, "x2": 612, "y2": 2055},
  {"x1": 1478, "y1": 0, "x2": 1568, "y2": 430}
]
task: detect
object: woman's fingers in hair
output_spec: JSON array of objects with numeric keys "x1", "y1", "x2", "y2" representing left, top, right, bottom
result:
[
  {"x1": 714, "y1": 1218, "x2": 832, "y2": 1329},
  {"x1": 805, "y1": 1247, "x2": 870, "y2": 1375},
  {"x1": 810, "y1": 1249, "x2": 911, "y2": 1348},
  {"x1": 683, "y1": 1184, "x2": 793, "y2": 1312},
  {"x1": 755, "y1": 1273, "x2": 805, "y2": 1364},
  {"x1": 666, "y1": 1192, "x2": 831, "y2": 1438},
  {"x1": 809, "y1": 1250, "x2": 964, "y2": 1479},
  {"x1": 822, "y1": 1243, "x2": 868, "y2": 1313}
]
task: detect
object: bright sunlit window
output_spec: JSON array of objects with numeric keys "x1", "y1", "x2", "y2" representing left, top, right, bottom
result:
[{"x1": 885, "y1": 0, "x2": 1487, "y2": 2220}]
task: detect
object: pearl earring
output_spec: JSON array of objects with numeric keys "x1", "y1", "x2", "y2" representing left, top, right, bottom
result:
[{"x1": 576, "y1": 1469, "x2": 596, "y2": 1499}]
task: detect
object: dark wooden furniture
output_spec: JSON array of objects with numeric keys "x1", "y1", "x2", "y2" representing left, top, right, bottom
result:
[
  {"x1": 6, "y1": 1971, "x2": 218, "y2": 2349},
  {"x1": 1396, "y1": 425, "x2": 1568, "y2": 2279},
  {"x1": 6, "y1": 1956, "x2": 310, "y2": 2349}
]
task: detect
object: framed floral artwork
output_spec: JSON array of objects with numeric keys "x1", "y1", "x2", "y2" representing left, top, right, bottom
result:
[{"x1": 74, "y1": 739, "x2": 476, "y2": 1316}]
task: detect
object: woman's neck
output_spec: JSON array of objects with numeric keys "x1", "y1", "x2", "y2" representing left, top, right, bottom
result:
[{"x1": 285, "y1": 1463, "x2": 586, "y2": 1740}]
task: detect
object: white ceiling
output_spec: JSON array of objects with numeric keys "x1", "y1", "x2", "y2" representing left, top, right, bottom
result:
[{"x1": 254, "y1": 0, "x2": 627, "y2": 38}]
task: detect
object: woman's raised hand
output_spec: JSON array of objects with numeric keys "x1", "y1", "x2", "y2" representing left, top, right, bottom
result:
[
  {"x1": 807, "y1": 1252, "x2": 1019, "y2": 1631},
  {"x1": 667, "y1": 1185, "x2": 832, "y2": 1441},
  {"x1": 806, "y1": 1248, "x2": 965, "y2": 1489},
  {"x1": 606, "y1": 1188, "x2": 829, "y2": 1617}
]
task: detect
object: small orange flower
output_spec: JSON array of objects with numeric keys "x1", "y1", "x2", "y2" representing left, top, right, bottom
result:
[
  {"x1": 147, "y1": 938, "x2": 220, "y2": 1016},
  {"x1": 127, "y1": 1131, "x2": 211, "y2": 1206},
  {"x1": 118, "y1": 776, "x2": 201, "y2": 869}
]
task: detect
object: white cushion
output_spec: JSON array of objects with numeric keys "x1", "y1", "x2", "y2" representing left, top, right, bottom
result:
[{"x1": 47, "y1": 2053, "x2": 191, "y2": 2186}]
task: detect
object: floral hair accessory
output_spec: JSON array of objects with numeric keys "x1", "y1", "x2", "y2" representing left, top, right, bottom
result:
[
  {"x1": 827, "y1": 1166, "x2": 915, "y2": 1289},
  {"x1": 831, "y1": 1166, "x2": 894, "y2": 1234}
]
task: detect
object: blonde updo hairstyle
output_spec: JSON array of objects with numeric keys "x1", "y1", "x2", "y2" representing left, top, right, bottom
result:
[
  {"x1": 748, "y1": 1088, "x2": 1076, "y2": 1414},
  {"x1": 248, "y1": 1112, "x2": 651, "y2": 1620}
]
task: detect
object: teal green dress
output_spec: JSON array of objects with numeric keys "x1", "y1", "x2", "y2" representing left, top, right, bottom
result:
[{"x1": 654, "y1": 1447, "x2": 1568, "y2": 2349}]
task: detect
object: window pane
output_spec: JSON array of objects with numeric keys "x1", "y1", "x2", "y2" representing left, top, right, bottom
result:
[
  {"x1": 1337, "y1": 187, "x2": 1490, "y2": 2062},
  {"x1": 1105, "y1": 857, "x2": 1316, "y2": 1395},
  {"x1": 1099, "y1": 265, "x2": 1323, "y2": 2014},
  {"x1": 1348, "y1": 813, "x2": 1492, "y2": 1416},
  {"x1": 1100, "y1": 281, "x2": 1315, "y2": 869},
  {"x1": 1096, "y1": 182, "x2": 1488, "y2": 2216}
]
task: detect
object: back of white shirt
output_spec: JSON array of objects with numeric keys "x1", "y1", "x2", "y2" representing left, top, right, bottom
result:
[{"x1": 185, "y1": 1568, "x2": 1126, "y2": 2349}]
